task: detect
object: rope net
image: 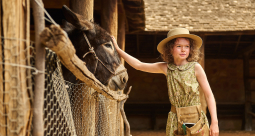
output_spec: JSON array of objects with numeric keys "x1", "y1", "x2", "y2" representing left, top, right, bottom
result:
[{"x1": 0, "y1": 38, "x2": 122, "y2": 136}]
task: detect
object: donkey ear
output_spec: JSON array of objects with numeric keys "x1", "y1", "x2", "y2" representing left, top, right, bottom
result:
[{"x1": 62, "y1": 5, "x2": 94, "y2": 31}]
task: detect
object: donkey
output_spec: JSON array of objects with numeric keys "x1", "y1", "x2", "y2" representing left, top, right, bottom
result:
[{"x1": 60, "y1": 5, "x2": 128, "y2": 135}]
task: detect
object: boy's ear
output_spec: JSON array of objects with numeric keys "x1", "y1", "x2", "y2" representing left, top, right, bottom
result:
[{"x1": 62, "y1": 5, "x2": 94, "y2": 31}]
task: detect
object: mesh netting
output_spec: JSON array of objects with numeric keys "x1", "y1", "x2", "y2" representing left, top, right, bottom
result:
[
  {"x1": 43, "y1": 49, "x2": 122, "y2": 136},
  {"x1": 0, "y1": 38, "x2": 122, "y2": 136}
]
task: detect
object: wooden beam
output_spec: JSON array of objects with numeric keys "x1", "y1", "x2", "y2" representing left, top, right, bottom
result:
[
  {"x1": 243, "y1": 53, "x2": 252, "y2": 131},
  {"x1": 198, "y1": 34, "x2": 207, "y2": 114},
  {"x1": 206, "y1": 41, "x2": 250, "y2": 44},
  {"x1": 126, "y1": 30, "x2": 255, "y2": 36}
]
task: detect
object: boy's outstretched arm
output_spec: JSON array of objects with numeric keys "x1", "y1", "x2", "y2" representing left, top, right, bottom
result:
[
  {"x1": 111, "y1": 36, "x2": 167, "y2": 75},
  {"x1": 195, "y1": 63, "x2": 219, "y2": 136}
]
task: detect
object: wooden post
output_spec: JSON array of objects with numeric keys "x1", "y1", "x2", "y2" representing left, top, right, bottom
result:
[
  {"x1": 70, "y1": 0, "x2": 93, "y2": 20},
  {"x1": 243, "y1": 53, "x2": 252, "y2": 131},
  {"x1": 101, "y1": 0, "x2": 118, "y2": 39},
  {"x1": 70, "y1": 1, "x2": 95, "y2": 135},
  {"x1": 198, "y1": 34, "x2": 207, "y2": 114},
  {"x1": 117, "y1": 1, "x2": 126, "y2": 135},
  {"x1": 117, "y1": 0, "x2": 126, "y2": 65},
  {"x1": 1, "y1": 0, "x2": 31, "y2": 135},
  {"x1": 32, "y1": 0, "x2": 45, "y2": 135},
  {"x1": 101, "y1": 1, "x2": 119, "y2": 135}
]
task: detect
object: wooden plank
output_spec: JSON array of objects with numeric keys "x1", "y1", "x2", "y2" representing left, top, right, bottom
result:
[
  {"x1": 3, "y1": 1, "x2": 19, "y2": 135},
  {"x1": 243, "y1": 53, "x2": 252, "y2": 131},
  {"x1": 0, "y1": 0, "x2": 5, "y2": 135},
  {"x1": 19, "y1": 0, "x2": 31, "y2": 135},
  {"x1": 25, "y1": 0, "x2": 33, "y2": 134}
]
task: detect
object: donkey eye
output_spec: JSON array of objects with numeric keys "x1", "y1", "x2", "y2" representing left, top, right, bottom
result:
[{"x1": 104, "y1": 44, "x2": 112, "y2": 49}]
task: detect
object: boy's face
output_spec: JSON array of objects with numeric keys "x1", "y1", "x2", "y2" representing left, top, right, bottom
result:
[{"x1": 171, "y1": 38, "x2": 190, "y2": 61}]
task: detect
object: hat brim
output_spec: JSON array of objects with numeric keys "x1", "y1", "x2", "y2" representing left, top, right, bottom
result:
[{"x1": 157, "y1": 34, "x2": 203, "y2": 54}]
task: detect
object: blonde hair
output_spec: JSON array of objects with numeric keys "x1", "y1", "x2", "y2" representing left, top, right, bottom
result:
[{"x1": 161, "y1": 37, "x2": 202, "y2": 63}]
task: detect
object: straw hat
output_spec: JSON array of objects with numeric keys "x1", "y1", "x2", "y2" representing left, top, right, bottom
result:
[{"x1": 157, "y1": 28, "x2": 203, "y2": 54}]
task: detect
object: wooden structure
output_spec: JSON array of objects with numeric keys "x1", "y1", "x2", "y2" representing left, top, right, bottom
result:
[
  {"x1": 30, "y1": 0, "x2": 255, "y2": 132},
  {"x1": 0, "y1": 0, "x2": 32, "y2": 135}
]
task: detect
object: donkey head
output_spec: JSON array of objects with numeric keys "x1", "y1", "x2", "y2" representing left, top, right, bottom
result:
[{"x1": 61, "y1": 5, "x2": 128, "y2": 91}]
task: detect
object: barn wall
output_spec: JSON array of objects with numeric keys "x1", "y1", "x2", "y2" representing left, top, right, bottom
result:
[
  {"x1": 125, "y1": 58, "x2": 255, "y2": 130},
  {"x1": 126, "y1": 58, "x2": 255, "y2": 103}
]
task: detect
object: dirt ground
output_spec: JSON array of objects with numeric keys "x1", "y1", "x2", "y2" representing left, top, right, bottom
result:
[{"x1": 131, "y1": 130, "x2": 255, "y2": 136}]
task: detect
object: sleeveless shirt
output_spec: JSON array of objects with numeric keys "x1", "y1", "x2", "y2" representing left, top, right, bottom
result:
[{"x1": 166, "y1": 62, "x2": 209, "y2": 136}]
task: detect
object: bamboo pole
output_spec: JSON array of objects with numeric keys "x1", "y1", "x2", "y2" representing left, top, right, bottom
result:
[{"x1": 32, "y1": 0, "x2": 45, "y2": 135}]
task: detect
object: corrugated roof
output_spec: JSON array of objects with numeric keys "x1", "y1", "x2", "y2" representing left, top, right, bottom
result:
[{"x1": 144, "y1": 0, "x2": 255, "y2": 32}]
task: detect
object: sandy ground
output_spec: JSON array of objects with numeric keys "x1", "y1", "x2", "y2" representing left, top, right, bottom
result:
[{"x1": 131, "y1": 130, "x2": 255, "y2": 136}]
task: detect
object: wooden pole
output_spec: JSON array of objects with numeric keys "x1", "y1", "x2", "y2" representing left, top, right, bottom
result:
[
  {"x1": 198, "y1": 34, "x2": 207, "y2": 114},
  {"x1": 117, "y1": 1, "x2": 126, "y2": 135},
  {"x1": 70, "y1": 0, "x2": 93, "y2": 20},
  {"x1": 32, "y1": 0, "x2": 45, "y2": 135},
  {"x1": 70, "y1": 1, "x2": 95, "y2": 135},
  {"x1": 243, "y1": 53, "x2": 252, "y2": 131},
  {"x1": 117, "y1": 0, "x2": 126, "y2": 65},
  {"x1": 101, "y1": 1, "x2": 119, "y2": 135},
  {"x1": 101, "y1": 0, "x2": 118, "y2": 39}
]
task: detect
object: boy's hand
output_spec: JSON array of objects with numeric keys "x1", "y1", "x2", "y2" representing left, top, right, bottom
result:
[{"x1": 210, "y1": 123, "x2": 219, "y2": 136}]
